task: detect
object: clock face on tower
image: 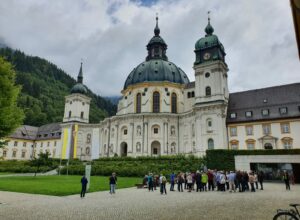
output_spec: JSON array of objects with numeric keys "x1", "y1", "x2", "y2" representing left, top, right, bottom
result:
[{"x1": 203, "y1": 52, "x2": 211, "y2": 60}]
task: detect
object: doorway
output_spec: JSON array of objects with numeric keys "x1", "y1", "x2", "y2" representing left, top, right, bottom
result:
[{"x1": 120, "y1": 142, "x2": 128, "y2": 157}]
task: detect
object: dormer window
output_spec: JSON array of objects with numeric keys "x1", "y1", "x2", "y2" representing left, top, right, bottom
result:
[
  {"x1": 245, "y1": 111, "x2": 252, "y2": 118},
  {"x1": 279, "y1": 107, "x2": 287, "y2": 115},
  {"x1": 262, "y1": 109, "x2": 269, "y2": 116},
  {"x1": 230, "y1": 113, "x2": 237, "y2": 119}
]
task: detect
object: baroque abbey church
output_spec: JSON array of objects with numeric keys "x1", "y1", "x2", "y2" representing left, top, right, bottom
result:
[{"x1": 2, "y1": 16, "x2": 300, "y2": 161}]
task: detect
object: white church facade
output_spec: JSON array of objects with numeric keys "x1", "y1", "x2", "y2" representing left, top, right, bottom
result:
[
  {"x1": 1, "y1": 17, "x2": 300, "y2": 161},
  {"x1": 60, "y1": 17, "x2": 300, "y2": 160}
]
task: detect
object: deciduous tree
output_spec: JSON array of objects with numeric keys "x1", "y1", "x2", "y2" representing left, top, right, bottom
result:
[{"x1": 0, "y1": 57, "x2": 24, "y2": 148}]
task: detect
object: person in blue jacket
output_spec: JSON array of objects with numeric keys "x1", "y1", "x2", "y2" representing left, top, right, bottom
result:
[{"x1": 80, "y1": 175, "x2": 88, "y2": 198}]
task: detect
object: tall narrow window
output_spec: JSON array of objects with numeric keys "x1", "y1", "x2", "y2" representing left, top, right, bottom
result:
[
  {"x1": 68, "y1": 111, "x2": 72, "y2": 118},
  {"x1": 136, "y1": 93, "x2": 141, "y2": 113},
  {"x1": 80, "y1": 112, "x2": 84, "y2": 119},
  {"x1": 208, "y1": 138, "x2": 214, "y2": 150},
  {"x1": 171, "y1": 93, "x2": 177, "y2": 113},
  {"x1": 205, "y1": 86, "x2": 211, "y2": 96},
  {"x1": 153, "y1": 92, "x2": 160, "y2": 113}
]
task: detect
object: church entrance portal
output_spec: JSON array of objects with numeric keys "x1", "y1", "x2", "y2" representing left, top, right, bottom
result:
[
  {"x1": 151, "y1": 141, "x2": 161, "y2": 156},
  {"x1": 264, "y1": 143, "x2": 273, "y2": 150},
  {"x1": 120, "y1": 142, "x2": 128, "y2": 157}
]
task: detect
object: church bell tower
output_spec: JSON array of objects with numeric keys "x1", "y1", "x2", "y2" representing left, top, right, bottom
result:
[
  {"x1": 63, "y1": 62, "x2": 91, "y2": 123},
  {"x1": 193, "y1": 13, "x2": 229, "y2": 150}
]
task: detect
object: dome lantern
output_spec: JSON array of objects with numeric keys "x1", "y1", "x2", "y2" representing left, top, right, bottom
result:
[
  {"x1": 123, "y1": 15, "x2": 190, "y2": 90},
  {"x1": 146, "y1": 14, "x2": 168, "y2": 61}
]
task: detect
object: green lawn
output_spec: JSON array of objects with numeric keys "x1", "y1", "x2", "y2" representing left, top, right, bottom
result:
[{"x1": 0, "y1": 175, "x2": 141, "y2": 196}]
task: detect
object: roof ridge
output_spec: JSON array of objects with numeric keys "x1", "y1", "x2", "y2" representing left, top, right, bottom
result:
[{"x1": 230, "y1": 83, "x2": 300, "y2": 95}]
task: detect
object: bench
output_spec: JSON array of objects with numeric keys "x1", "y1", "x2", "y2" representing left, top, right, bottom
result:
[{"x1": 135, "y1": 184, "x2": 146, "y2": 189}]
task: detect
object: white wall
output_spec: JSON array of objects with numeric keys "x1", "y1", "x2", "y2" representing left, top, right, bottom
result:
[{"x1": 63, "y1": 93, "x2": 91, "y2": 123}]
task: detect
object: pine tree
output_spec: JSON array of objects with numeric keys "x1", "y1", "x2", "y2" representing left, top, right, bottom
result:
[{"x1": 0, "y1": 57, "x2": 24, "y2": 148}]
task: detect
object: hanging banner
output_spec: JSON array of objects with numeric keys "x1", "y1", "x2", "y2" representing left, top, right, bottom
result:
[
  {"x1": 85, "y1": 164, "x2": 91, "y2": 191},
  {"x1": 61, "y1": 127, "x2": 71, "y2": 159}
]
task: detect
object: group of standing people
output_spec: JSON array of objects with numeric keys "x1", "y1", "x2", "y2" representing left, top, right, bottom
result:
[
  {"x1": 144, "y1": 173, "x2": 167, "y2": 194},
  {"x1": 79, "y1": 169, "x2": 294, "y2": 198},
  {"x1": 143, "y1": 169, "x2": 266, "y2": 195}
]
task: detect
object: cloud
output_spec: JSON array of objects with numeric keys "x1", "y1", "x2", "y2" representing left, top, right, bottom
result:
[{"x1": 0, "y1": 0, "x2": 299, "y2": 96}]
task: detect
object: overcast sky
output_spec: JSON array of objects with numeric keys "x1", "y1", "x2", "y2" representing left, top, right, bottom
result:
[{"x1": 0, "y1": 0, "x2": 299, "y2": 96}]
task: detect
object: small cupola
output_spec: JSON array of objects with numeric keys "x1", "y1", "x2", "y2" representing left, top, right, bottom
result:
[{"x1": 70, "y1": 62, "x2": 88, "y2": 95}]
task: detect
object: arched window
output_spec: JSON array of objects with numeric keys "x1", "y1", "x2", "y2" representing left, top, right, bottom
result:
[
  {"x1": 153, "y1": 92, "x2": 160, "y2": 113},
  {"x1": 206, "y1": 86, "x2": 211, "y2": 96},
  {"x1": 68, "y1": 111, "x2": 72, "y2": 118},
  {"x1": 136, "y1": 93, "x2": 141, "y2": 113},
  {"x1": 208, "y1": 138, "x2": 214, "y2": 150},
  {"x1": 80, "y1": 111, "x2": 84, "y2": 119},
  {"x1": 171, "y1": 93, "x2": 177, "y2": 113},
  {"x1": 86, "y1": 147, "x2": 90, "y2": 155}
]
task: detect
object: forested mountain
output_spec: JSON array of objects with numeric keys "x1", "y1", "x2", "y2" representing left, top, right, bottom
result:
[
  {"x1": 104, "y1": 96, "x2": 121, "y2": 105},
  {"x1": 0, "y1": 47, "x2": 117, "y2": 126}
]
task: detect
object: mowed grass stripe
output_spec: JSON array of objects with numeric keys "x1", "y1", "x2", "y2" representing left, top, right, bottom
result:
[{"x1": 0, "y1": 175, "x2": 140, "y2": 196}]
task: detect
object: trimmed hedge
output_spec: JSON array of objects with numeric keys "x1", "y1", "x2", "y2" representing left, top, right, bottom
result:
[
  {"x1": 206, "y1": 149, "x2": 300, "y2": 171},
  {"x1": 0, "y1": 159, "x2": 59, "y2": 173},
  {"x1": 60, "y1": 155, "x2": 206, "y2": 177}
]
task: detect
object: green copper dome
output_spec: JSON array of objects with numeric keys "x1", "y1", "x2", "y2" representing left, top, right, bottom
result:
[
  {"x1": 195, "y1": 21, "x2": 224, "y2": 51},
  {"x1": 124, "y1": 59, "x2": 189, "y2": 90},
  {"x1": 70, "y1": 62, "x2": 88, "y2": 95},
  {"x1": 194, "y1": 17, "x2": 226, "y2": 65},
  {"x1": 123, "y1": 16, "x2": 189, "y2": 90},
  {"x1": 195, "y1": 34, "x2": 224, "y2": 51},
  {"x1": 71, "y1": 83, "x2": 87, "y2": 94}
]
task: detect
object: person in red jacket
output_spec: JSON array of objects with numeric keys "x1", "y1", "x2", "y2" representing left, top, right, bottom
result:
[{"x1": 207, "y1": 169, "x2": 215, "y2": 191}]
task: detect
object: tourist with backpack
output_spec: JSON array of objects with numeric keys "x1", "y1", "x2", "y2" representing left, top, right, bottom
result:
[{"x1": 159, "y1": 174, "x2": 167, "y2": 194}]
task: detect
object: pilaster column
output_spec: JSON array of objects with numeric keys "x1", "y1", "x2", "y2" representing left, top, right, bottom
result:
[
  {"x1": 164, "y1": 122, "x2": 167, "y2": 154},
  {"x1": 144, "y1": 122, "x2": 148, "y2": 154},
  {"x1": 195, "y1": 115, "x2": 202, "y2": 152},
  {"x1": 115, "y1": 124, "x2": 119, "y2": 154},
  {"x1": 130, "y1": 123, "x2": 134, "y2": 153}
]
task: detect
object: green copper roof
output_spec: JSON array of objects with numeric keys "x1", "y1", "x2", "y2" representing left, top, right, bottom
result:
[
  {"x1": 195, "y1": 19, "x2": 225, "y2": 52},
  {"x1": 195, "y1": 34, "x2": 224, "y2": 51},
  {"x1": 123, "y1": 16, "x2": 189, "y2": 90},
  {"x1": 148, "y1": 35, "x2": 166, "y2": 45},
  {"x1": 123, "y1": 59, "x2": 189, "y2": 90},
  {"x1": 70, "y1": 62, "x2": 88, "y2": 95},
  {"x1": 71, "y1": 83, "x2": 87, "y2": 94}
]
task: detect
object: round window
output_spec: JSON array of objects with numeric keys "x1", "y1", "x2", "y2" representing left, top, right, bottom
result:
[{"x1": 205, "y1": 72, "x2": 210, "y2": 78}]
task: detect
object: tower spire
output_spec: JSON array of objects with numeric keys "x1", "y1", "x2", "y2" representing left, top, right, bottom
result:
[
  {"x1": 205, "y1": 11, "x2": 214, "y2": 36},
  {"x1": 77, "y1": 61, "x2": 83, "y2": 84},
  {"x1": 154, "y1": 13, "x2": 160, "y2": 36}
]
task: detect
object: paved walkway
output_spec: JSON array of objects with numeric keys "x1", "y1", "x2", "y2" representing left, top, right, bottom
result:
[{"x1": 0, "y1": 183, "x2": 299, "y2": 220}]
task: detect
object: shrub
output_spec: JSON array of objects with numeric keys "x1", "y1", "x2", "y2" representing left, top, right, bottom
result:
[{"x1": 206, "y1": 149, "x2": 300, "y2": 171}]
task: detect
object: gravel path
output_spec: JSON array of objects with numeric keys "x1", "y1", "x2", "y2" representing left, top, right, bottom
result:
[{"x1": 0, "y1": 183, "x2": 299, "y2": 220}]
